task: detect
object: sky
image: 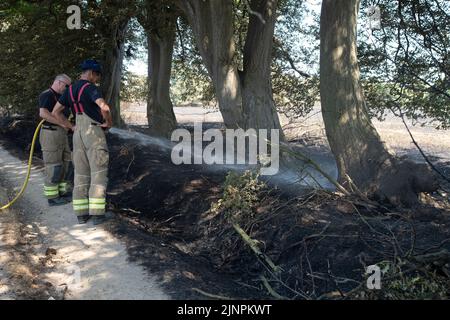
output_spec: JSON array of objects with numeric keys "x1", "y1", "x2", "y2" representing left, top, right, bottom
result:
[
  {"x1": 124, "y1": 1, "x2": 379, "y2": 78},
  {"x1": 126, "y1": 58, "x2": 147, "y2": 76},
  {"x1": 123, "y1": 0, "x2": 323, "y2": 77}
]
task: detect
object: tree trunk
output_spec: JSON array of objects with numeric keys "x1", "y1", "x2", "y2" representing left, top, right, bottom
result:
[
  {"x1": 137, "y1": 1, "x2": 178, "y2": 137},
  {"x1": 101, "y1": 18, "x2": 129, "y2": 127},
  {"x1": 147, "y1": 28, "x2": 178, "y2": 138},
  {"x1": 178, "y1": 0, "x2": 245, "y2": 129},
  {"x1": 178, "y1": 0, "x2": 284, "y2": 136},
  {"x1": 242, "y1": 0, "x2": 284, "y2": 137},
  {"x1": 320, "y1": 0, "x2": 437, "y2": 206}
]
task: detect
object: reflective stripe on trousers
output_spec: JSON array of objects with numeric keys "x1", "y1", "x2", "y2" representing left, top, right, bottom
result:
[
  {"x1": 39, "y1": 126, "x2": 73, "y2": 199},
  {"x1": 72, "y1": 114, "x2": 109, "y2": 216}
]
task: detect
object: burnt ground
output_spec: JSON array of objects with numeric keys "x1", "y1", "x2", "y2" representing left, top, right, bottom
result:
[{"x1": 1, "y1": 117, "x2": 450, "y2": 300}]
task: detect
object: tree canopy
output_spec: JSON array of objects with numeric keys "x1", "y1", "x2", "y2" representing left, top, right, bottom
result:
[{"x1": 1, "y1": 0, "x2": 448, "y2": 126}]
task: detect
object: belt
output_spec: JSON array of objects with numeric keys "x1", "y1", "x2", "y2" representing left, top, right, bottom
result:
[
  {"x1": 91, "y1": 123, "x2": 108, "y2": 131},
  {"x1": 42, "y1": 125, "x2": 57, "y2": 131}
]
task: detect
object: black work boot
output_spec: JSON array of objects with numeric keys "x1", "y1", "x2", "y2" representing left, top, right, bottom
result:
[
  {"x1": 48, "y1": 197, "x2": 69, "y2": 207},
  {"x1": 92, "y1": 215, "x2": 107, "y2": 226},
  {"x1": 77, "y1": 215, "x2": 90, "y2": 224},
  {"x1": 61, "y1": 193, "x2": 73, "y2": 203}
]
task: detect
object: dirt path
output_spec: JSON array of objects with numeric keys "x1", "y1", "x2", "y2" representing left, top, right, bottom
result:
[
  {"x1": 0, "y1": 146, "x2": 169, "y2": 300},
  {"x1": 0, "y1": 187, "x2": 18, "y2": 300}
]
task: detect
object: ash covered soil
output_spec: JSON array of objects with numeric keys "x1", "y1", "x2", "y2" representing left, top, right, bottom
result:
[{"x1": 1, "y1": 117, "x2": 450, "y2": 299}]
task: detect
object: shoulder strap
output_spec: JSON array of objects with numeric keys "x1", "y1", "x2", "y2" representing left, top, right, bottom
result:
[
  {"x1": 69, "y1": 85, "x2": 79, "y2": 114},
  {"x1": 77, "y1": 83, "x2": 91, "y2": 114},
  {"x1": 69, "y1": 82, "x2": 90, "y2": 114}
]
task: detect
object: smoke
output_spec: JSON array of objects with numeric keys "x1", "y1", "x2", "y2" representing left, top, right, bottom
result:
[
  {"x1": 110, "y1": 129, "x2": 338, "y2": 194},
  {"x1": 110, "y1": 128, "x2": 175, "y2": 151}
]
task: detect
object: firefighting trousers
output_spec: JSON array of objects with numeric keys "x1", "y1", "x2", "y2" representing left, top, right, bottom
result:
[
  {"x1": 72, "y1": 114, "x2": 109, "y2": 216},
  {"x1": 39, "y1": 125, "x2": 73, "y2": 199}
]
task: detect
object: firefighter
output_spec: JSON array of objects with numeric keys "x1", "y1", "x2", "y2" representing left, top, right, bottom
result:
[
  {"x1": 52, "y1": 60, "x2": 113, "y2": 225},
  {"x1": 38, "y1": 74, "x2": 73, "y2": 206}
]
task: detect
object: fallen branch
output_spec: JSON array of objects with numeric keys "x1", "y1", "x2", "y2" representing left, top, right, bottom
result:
[
  {"x1": 232, "y1": 222, "x2": 282, "y2": 274},
  {"x1": 260, "y1": 275, "x2": 288, "y2": 300},
  {"x1": 410, "y1": 249, "x2": 450, "y2": 267},
  {"x1": 192, "y1": 288, "x2": 233, "y2": 300}
]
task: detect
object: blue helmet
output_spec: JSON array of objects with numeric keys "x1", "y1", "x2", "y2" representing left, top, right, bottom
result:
[{"x1": 80, "y1": 59, "x2": 102, "y2": 74}]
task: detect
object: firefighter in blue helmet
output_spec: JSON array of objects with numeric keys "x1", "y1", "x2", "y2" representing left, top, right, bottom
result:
[{"x1": 53, "y1": 60, "x2": 113, "y2": 225}]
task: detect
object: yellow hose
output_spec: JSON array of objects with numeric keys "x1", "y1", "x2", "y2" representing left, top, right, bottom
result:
[{"x1": 1, "y1": 119, "x2": 45, "y2": 211}]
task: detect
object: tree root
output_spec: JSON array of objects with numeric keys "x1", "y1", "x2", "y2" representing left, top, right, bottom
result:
[{"x1": 373, "y1": 158, "x2": 440, "y2": 207}]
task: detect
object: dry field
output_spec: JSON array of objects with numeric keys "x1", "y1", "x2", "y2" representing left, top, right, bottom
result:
[{"x1": 121, "y1": 102, "x2": 450, "y2": 164}]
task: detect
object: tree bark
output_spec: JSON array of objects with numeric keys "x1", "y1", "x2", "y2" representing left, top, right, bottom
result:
[
  {"x1": 178, "y1": 0, "x2": 284, "y2": 136},
  {"x1": 147, "y1": 28, "x2": 178, "y2": 137},
  {"x1": 242, "y1": 0, "x2": 283, "y2": 137},
  {"x1": 178, "y1": 0, "x2": 245, "y2": 129},
  {"x1": 320, "y1": 0, "x2": 437, "y2": 206},
  {"x1": 137, "y1": 1, "x2": 178, "y2": 137},
  {"x1": 101, "y1": 18, "x2": 129, "y2": 127}
]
